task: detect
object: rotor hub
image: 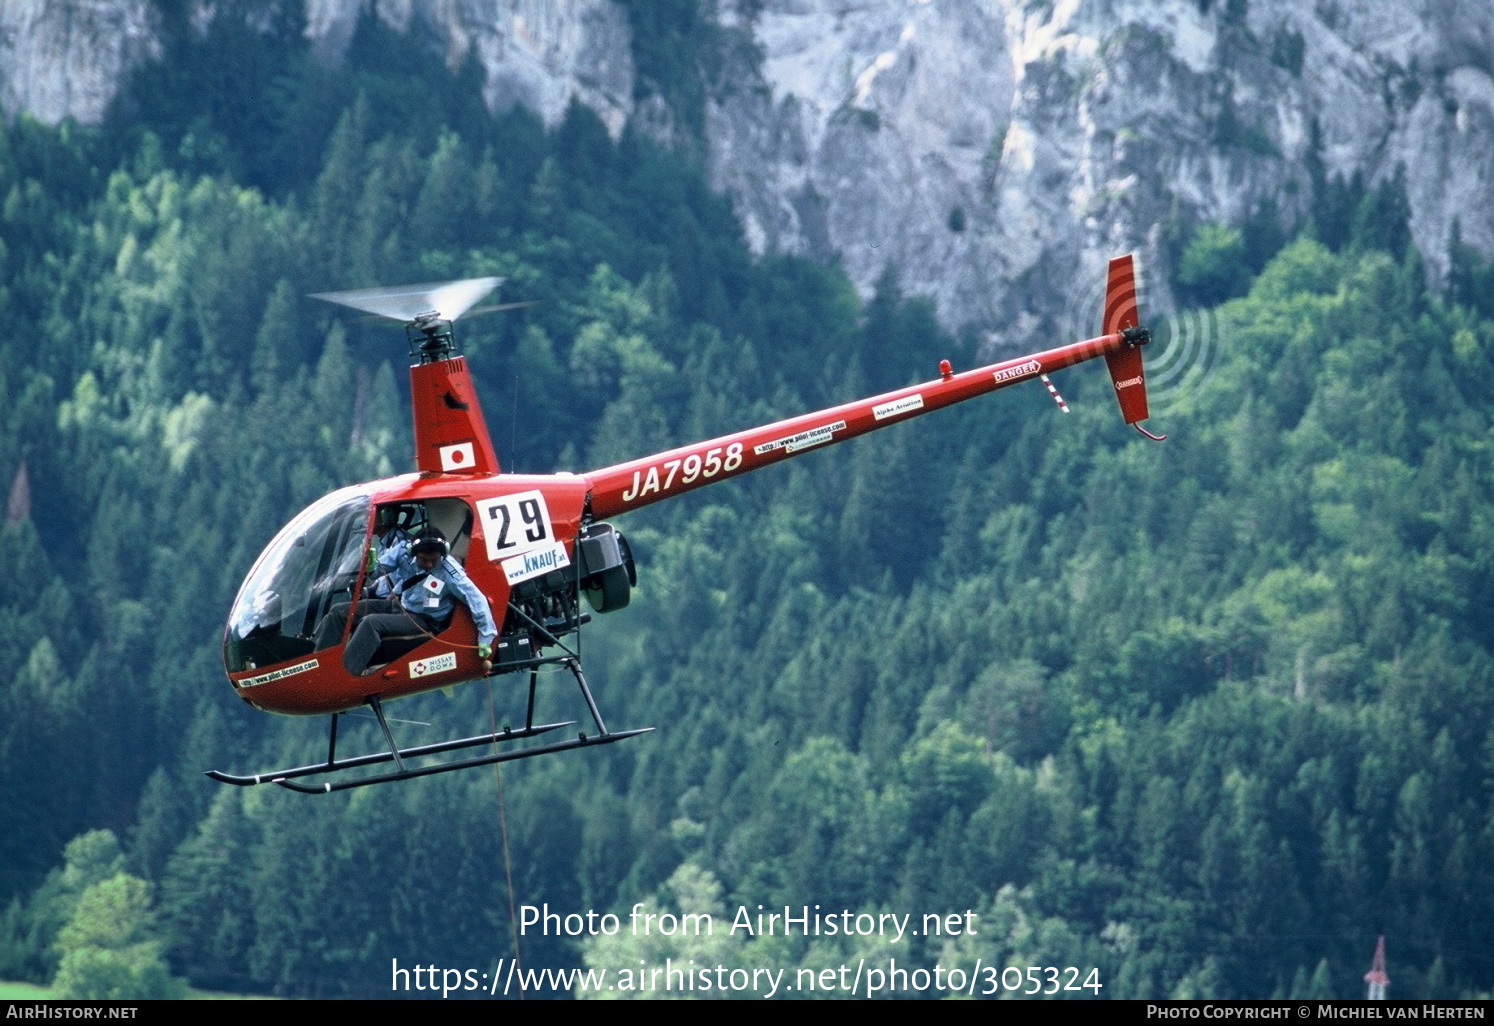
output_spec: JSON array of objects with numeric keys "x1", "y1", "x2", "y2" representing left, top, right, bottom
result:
[{"x1": 407, "y1": 315, "x2": 456, "y2": 363}]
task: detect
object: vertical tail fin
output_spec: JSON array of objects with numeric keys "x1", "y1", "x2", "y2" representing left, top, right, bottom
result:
[
  {"x1": 1101, "y1": 255, "x2": 1151, "y2": 426},
  {"x1": 410, "y1": 357, "x2": 501, "y2": 475}
]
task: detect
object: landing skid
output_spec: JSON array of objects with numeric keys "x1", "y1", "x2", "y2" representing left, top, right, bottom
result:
[{"x1": 207, "y1": 657, "x2": 650, "y2": 793}]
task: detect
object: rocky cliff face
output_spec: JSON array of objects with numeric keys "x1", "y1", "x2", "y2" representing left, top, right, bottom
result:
[
  {"x1": 303, "y1": 0, "x2": 635, "y2": 135},
  {"x1": 1, "y1": 0, "x2": 635, "y2": 134},
  {"x1": 704, "y1": 0, "x2": 1494, "y2": 336},
  {"x1": 0, "y1": 0, "x2": 159, "y2": 126},
  {"x1": 4, "y1": 0, "x2": 1491, "y2": 338}
]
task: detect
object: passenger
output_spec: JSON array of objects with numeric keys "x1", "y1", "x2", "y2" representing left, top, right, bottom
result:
[{"x1": 342, "y1": 528, "x2": 496, "y2": 675}]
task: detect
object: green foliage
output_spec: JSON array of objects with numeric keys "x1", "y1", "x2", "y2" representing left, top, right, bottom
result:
[
  {"x1": 1305, "y1": 133, "x2": 1414, "y2": 261},
  {"x1": 52, "y1": 872, "x2": 184, "y2": 1000},
  {"x1": 579, "y1": 863, "x2": 738, "y2": 999},
  {"x1": 0, "y1": 832, "x2": 126, "y2": 983},
  {"x1": 1213, "y1": 82, "x2": 1277, "y2": 156},
  {"x1": 1448, "y1": 220, "x2": 1494, "y2": 322},
  {"x1": 617, "y1": 0, "x2": 716, "y2": 140},
  {"x1": 1177, "y1": 223, "x2": 1250, "y2": 306}
]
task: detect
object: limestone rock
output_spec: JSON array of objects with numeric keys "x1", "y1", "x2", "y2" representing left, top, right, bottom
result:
[
  {"x1": 0, "y1": 0, "x2": 159, "y2": 126},
  {"x1": 704, "y1": 0, "x2": 1494, "y2": 336},
  {"x1": 304, "y1": 0, "x2": 635, "y2": 135}
]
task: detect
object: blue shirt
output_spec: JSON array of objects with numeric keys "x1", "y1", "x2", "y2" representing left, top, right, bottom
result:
[
  {"x1": 391, "y1": 553, "x2": 498, "y2": 646},
  {"x1": 370, "y1": 529, "x2": 413, "y2": 598}
]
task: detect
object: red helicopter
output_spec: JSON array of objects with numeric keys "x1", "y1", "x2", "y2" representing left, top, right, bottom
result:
[{"x1": 210, "y1": 257, "x2": 1159, "y2": 792}]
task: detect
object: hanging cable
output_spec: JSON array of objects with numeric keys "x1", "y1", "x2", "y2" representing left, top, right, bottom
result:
[{"x1": 487, "y1": 680, "x2": 524, "y2": 998}]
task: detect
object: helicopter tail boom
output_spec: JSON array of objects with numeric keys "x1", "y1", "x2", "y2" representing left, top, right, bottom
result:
[{"x1": 585, "y1": 254, "x2": 1157, "y2": 519}]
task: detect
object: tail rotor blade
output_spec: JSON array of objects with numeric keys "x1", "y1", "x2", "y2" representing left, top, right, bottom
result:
[{"x1": 1100, "y1": 255, "x2": 1155, "y2": 429}]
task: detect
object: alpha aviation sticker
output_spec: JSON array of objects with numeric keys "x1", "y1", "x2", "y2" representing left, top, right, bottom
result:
[{"x1": 872, "y1": 394, "x2": 924, "y2": 421}]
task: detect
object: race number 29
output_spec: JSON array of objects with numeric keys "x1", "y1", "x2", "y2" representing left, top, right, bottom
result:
[{"x1": 478, "y1": 491, "x2": 553, "y2": 562}]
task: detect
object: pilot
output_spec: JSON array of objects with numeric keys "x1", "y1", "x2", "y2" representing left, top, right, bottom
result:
[
  {"x1": 368, "y1": 505, "x2": 416, "y2": 597},
  {"x1": 312, "y1": 505, "x2": 417, "y2": 651},
  {"x1": 341, "y1": 527, "x2": 497, "y2": 676}
]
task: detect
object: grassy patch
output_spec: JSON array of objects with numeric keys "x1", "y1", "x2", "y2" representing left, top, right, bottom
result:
[{"x1": 1, "y1": 979, "x2": 272, "y2": 1000}]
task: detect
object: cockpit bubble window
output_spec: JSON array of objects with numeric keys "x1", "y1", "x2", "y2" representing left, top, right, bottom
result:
[{"x1": 224, "y1": 490, "x2": 371, "y2": 673}]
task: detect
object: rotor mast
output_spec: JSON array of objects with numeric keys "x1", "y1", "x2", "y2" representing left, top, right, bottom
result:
[{"x1": 311, "y1": 278, "x2": 505, "y2": 476}]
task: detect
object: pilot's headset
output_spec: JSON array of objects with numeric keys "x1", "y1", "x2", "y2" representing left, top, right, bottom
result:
[{"x1": 409, "y1": 527, "x2": 449, "y2": 559}]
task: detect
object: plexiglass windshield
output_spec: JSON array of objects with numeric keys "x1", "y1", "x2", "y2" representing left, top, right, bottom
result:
[{"x1": 223, "y1": 489, "x2": 370, "y2": 673}]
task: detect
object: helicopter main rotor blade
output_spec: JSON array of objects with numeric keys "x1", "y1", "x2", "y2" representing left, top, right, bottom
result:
[
  {"x1": 464, "y1": 299, "x2": 542, "y2": 318},
  {"x1": 309, "y1": 277, "x2": 504, "y2": 324},
  {"x1": 338, "y1": 299, "x2": 539, "y2": 327}
]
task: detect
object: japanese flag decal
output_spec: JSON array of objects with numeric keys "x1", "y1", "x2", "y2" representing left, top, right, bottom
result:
[{"x1": 440, "y1": 442, "x2": 476, "y2": 472}]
